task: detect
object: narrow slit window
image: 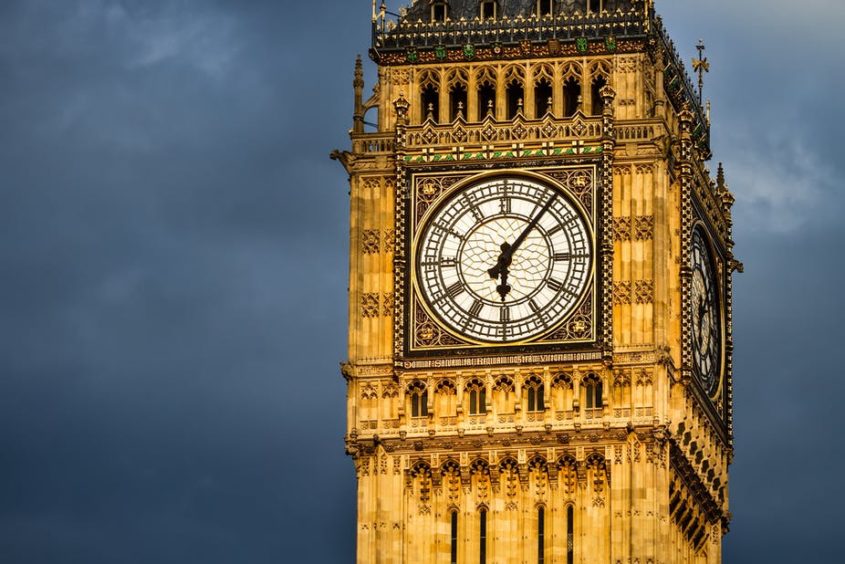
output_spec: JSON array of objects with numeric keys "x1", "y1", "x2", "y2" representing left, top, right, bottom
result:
[
  {"x1": 480, "y1": 0, "x2": 496, "y2": 20},
  {"x1": 480, "y1": 509, "x2": 487, "y2": 564},
  {"x1": 538, "y1": 507, "x2": 545, "y2": 564},
  {"x1": 588, "y1": 0, "x2": 601, "y2": 14},
  {"x1": 451, "y1": 511, "x2": 458, "y2": 564},
  {"x1": 537, "y1": 0, "x2": 553, "y2": 17},
  {"x1": 567, "y1": 506, "x2": 574, "y2": 564},
  {"x1": 432, "y1": 1, "x2": 448, "y2": 22},
  {"x1": 410, "y1": 384, "x2": 429, "y2": 418}
]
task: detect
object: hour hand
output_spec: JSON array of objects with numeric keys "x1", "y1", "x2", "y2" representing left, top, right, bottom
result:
[{"x1": 488, "y1": 243, "x2": 513, "y2": 301}]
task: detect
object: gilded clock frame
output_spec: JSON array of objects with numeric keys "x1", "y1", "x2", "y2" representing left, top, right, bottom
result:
[{"x1": 400, "y1": 165, "x2": 606, "y2": 358}]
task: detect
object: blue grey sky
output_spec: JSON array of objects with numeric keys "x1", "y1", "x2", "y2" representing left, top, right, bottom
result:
[{"x1": 0, "y1": 1, "x2": 842, "y2": 562}]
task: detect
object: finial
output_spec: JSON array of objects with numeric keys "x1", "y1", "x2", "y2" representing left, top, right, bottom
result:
[
  {"x1": 692, "y1": 39, "x2": 710, "y2": 105},
  {"x1": 576, "y1": 94, "x2": 583, "y2": 112},
  {"x1": 546, "y1": 97, "x2": 553, "y2": 115},
  {"x1": 517, "y1": 98, "x2": 523, "y2": 115},
  {"x1": 371, "y1": 0, "x2": 377, "y2": 22},
  {"x1": 456, "y1": 101, "x2": 464, "y2": 120},
  {"x1": 717, "y1": 162, "x2": 725, "y2": 190},
  {"x1": 426, "y1": 102, "x2": 434, "y2": 121},
  {"x1": 487, "y1": 99, "x2": 494, "y2": 117}
]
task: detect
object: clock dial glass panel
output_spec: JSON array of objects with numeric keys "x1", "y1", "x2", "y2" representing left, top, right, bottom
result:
[
  {"x1": 416, "y1": 176, "x2": 592, "y2": 343},
  {"x1": 691, "y1": 229, "x2": 722, "y2": 396}
]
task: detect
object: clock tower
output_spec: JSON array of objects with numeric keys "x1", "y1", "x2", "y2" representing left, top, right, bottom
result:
[{"x1": 333, "y1": 1, "x2": 738, "y2": 563}]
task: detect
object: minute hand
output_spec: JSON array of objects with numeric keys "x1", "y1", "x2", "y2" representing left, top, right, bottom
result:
[{"x1": 509, "y1": 193, "x2": 558, "y2": 256}]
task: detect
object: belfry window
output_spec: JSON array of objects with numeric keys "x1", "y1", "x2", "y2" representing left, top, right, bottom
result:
[
  {"x1": 480, "y1": 0, "x2": 497, "y2": 20},
  {"x1": 537, "y1": 0, "x2": 553, "y2": 17},
  {"x1": 506, "y1": 80, "x2": 524, "y2": 119},
  {"x1": 432, "y1": 0, "x2": 449, "y2": 22},
  {"x1": 584, "y1": 375, "x2": 603, "y2": 409},
  {"x1": 450, "y1": 83, "x2": 468, "y2": 121},
  {"x1": 421, "y1": 84, "x2": 439, "y2": 123},
  {"x1": 538, "y1": 507, "x2": 546, "y2": 564},
  {"x1": 566, "y1": 506, "x2": 575, "y2": 564},
  {"x1": 591, "y1": 75, "x2": 607, "y2": 116},
  {"x1": 450, "y1": 510, "x2": 458, "y2": 564},
  {"x1": 588, "y1": 0, "x2": 602, "y2": 14},
  {"x1": 563, "y1": 77, "x2": 581, "y2": 117},
  {"x1": 534, "y1": 78, "x2": 553, "y2": 117},
  {"x1": 468, "y1": 379, "x2": 486, "y2": 415},
  {"x1": 478, "y1": 82, "x2": 496, "y2": 120},
  {"x1": 526, "y1": 375, "x2": 545, "y2": 413},
  {"x1": 410, "y1": 382, "x2": 429, "y2": 417}
]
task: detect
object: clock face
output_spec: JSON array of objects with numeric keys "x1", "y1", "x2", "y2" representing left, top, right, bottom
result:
[
  {"x1": 691, "y1": 229, "x2": 722, "y2": 396},
  {"x1": 416, "y1": 176, "x2": 592, "y2": 344}
]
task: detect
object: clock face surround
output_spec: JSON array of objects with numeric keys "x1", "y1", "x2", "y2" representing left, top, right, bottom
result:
[
  {"x1": 415, "y1": 175, "x2": 593, "y2": 344},
  {"x1": 691, "y1": 228, "x2": 722, "y2": 396}
]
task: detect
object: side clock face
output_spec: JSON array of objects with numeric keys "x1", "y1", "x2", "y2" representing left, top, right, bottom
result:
[
  {"x1": 416, "y1": 176, "x2": 592, "y2": 344},
  {"x1": 691, "y1": 229, "x2": 722, "y2": 395}
]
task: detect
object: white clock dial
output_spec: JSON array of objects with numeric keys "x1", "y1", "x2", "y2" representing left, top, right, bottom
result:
[{"x1": 416, "y1": 176, "x2": 592, "y2": 343}]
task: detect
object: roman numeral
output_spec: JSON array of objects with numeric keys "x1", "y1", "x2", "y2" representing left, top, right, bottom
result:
[
  {"x1": 500, "y1": 306, "x2": 510, "y2": 324},
  {"x1": 462, "y1": 194, "x2": 484, "y2": 222},
  {"x1": 547, "y1": 278, "x2": 564, "y2": 292},
  {"x1": 469, "y1": 299, "x2": 483, "y2": 318},
  {"x1": 433, "y1": 222, "x2": 465, "y2": 241},
  {"x1": 554, "y1": 252, "x2": 588, "y2": 261},
  {"x1": 446, "y1": 282, "x2": 464, "y2": 299}
]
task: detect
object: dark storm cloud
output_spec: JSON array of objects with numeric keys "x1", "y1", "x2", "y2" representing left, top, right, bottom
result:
[{"x1": 0, "y1": 1, "x2": 841, "y2": 562}]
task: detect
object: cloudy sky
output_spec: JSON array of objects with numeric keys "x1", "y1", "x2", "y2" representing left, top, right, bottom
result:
[{"x1": 0, "y1": 1, "x2": 842, "y2": 562}]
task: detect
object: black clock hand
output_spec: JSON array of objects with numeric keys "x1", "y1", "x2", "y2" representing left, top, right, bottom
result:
[{"x1": 488, "y1": 193, "x2": 558, "y2": 280}]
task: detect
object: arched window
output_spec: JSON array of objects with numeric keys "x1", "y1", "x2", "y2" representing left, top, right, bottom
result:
[
  {"x1": 480, "y1": 0, "x2": 497, "y2": 20},
  {"x1": 409, "y1": 381, "x2": 429, "y2": 417},
  {"x1": 450, "y1": 83, "x2": 467, "y2": 121},
  {"x1": 450, "y1": 510, "x2": 458, "y2": 564},
  {"x1": 480, "y1": 508, "x2": 488, "y2": 563},
  {"x1": 552, "y1": 373, "x2": 574, "y2": 413},
  {"x1": 591, "y1": 75, "x2": 607, "y2": 116},
  {"x1": 563, "y1": 77, "x2": 581, "y2": 117},
  {"x1": 525, "y1": 375, "x2": 545, "y2": 413},
  {"x1": 537, "y1": 0, "x2": 554, "y2": 17},
  {"x1": 432, "y1": 0, "x2": 449, "y2": 22},
  {"x1": 587, "y1": 0, "x2": 601, "y2": 14},
  {"x1": 534, "y1": 78, "x2": 553, "y2": 117},
  {"x1": 566, "y1": 505, "x2": 575, "y2": 564},
  {"x1": 584, "y1": 375, "x2": 603, "y2": 410},
  {"x1": 436, "y1": 379, "x2": 457, "y2": 417},
  {"x1": 421, "y1": 84, "x2": 439, "y2": 123},
  {"x1": 478, "y1": 82, "x2": 496, "y2": 120},
  {"x1": 493, "y1": 376, "x2": 515, "y2": 414},
  {"x1": 506, "y1": 79, "x2": 524, "y2": 119},
  {"x1": 538, "y1": 507, "x2": 546, "y2": 564},
  {"x1": 467, "y1": 378, "x2": 487, "y2": 415}
]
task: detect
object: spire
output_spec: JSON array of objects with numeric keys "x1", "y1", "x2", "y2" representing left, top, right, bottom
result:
[
  {"x1": 353, "y1": 55, "x2": 365, "y2": 134},
  {"x1": 717, "y1": 162, "x2": 725, "y2": 190}
]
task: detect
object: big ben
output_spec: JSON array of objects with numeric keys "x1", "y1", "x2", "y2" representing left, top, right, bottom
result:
[{"x1": 332, "y1": 1, "x2": 738, "y2": 562}]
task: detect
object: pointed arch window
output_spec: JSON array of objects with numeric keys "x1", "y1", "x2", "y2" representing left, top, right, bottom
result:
[
  {"x1": 478, "y1": 81, "x2": 496, "y2": 120},
  {"x1": 421, "y1": 84, "x2": 439, "y2": 123},
  {"x1": 563, "y1": 77, "x2": 581, "y2": 117},
  {"x1": 534, "y1": 78, "x2": 553, "y2": 117},
  {"x1": 467, "y1": 379, "x2": 487, "y2": 415},
  {"x1": 409, "y1": 381, "x2": 429, "y2": 418},
  {"x1": 432, "y1": 1, "x2": 449, "y2": 22},
  {"x1": 506, "y1": 79, "x2": 524, "y2": 119},
  {"x1": 480, "y1": 0, "x2": 497, "y2": 20},
  {"x1": 566, "y1": 505, "x2": 575, "y2": 564},
  {"x1": 525, "y1": 375, "x2": 545, "y2": 413},
  {"x1": 450, "y1": 83, "x2": 467, "y2": 121},
  {"x1": 591, "y1": 75, "x2": 607, "y2": 116},
  {"x1": 587, "y1": 0, "x2": 602, "y2": 14}
]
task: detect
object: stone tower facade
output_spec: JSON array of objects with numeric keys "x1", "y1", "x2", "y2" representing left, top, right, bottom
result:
[{"x1": 333, "y1": 1, "x2": 738, "y2": 563}]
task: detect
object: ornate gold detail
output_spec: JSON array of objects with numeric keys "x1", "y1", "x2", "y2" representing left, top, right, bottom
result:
[
  {"x1": 382, "y1": 292, "x2": 395, "y2": 317},
  {"x1": 613, "y1": 217, "x2": 632, "y2": 241},
  {"x1": 361, "y1": 229, "x2": 380, "y2": 254},
  {"x1": 613, "y1": 281, "x2": 633, "y2": 305},
  {"x1": 361, "y1": 293, "x2": 380, "y2": 318},
  {"x1": 383, "y1": 228, "x2": 396, "y2": 253},
  {"x1": 634, "y1": 216, "x2": 654, "y2": 240},
  {"x1": 362, "y1": 176, "x2": 382, "y2": 191},
  {"x1": 635, "y1": 280, "x2": 655, "y2": 304}
]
